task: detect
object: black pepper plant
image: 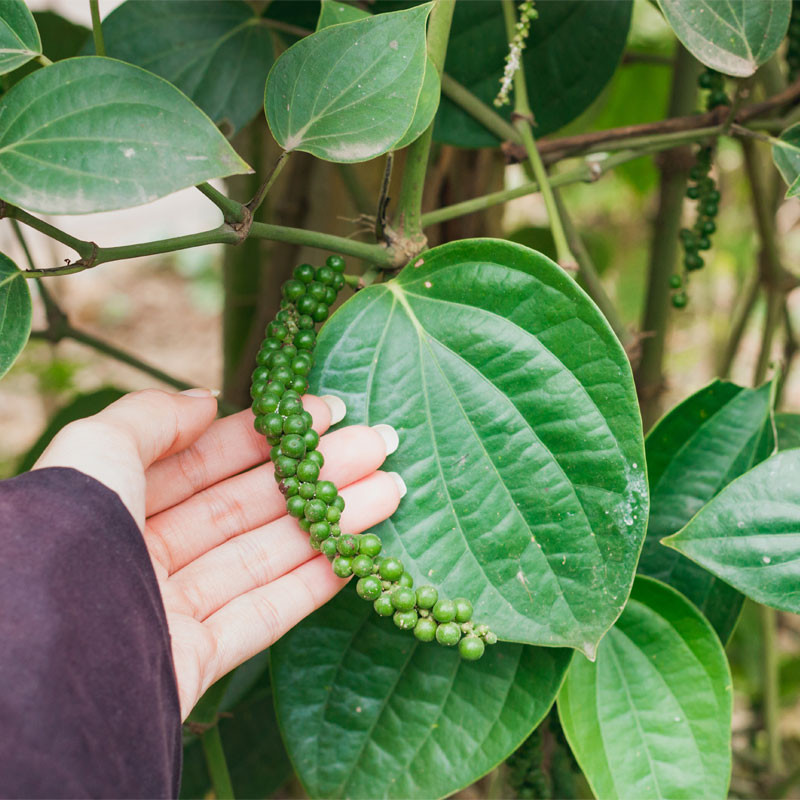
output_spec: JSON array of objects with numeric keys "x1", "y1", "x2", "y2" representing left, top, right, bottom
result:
[{"x1": 2, "y1": 1, "x2": 800, "y2": 799}]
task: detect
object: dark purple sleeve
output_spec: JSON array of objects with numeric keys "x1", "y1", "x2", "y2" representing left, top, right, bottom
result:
[{"x1": 0, "y1": 467, "x2": 182, "y2": 799}]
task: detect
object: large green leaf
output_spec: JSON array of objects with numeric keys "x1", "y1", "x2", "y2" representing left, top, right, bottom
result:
[
  {"x1": 0, "y1": 251, "x2": 31, "y2": 379},
  {"x1": 638, "y1": 380, "x2": 773, "y2": 642},
  {"x1": 771, "y1": 123, "x2": 800, "y2": 199},
  {"x1": 87, "y1": 0, "x2": 273, "y2": 136},
  {"x1": 271, "y1": 588, "x2": 571, "y2": 800},
  {"x1": 0, "y1": 0, "x2": 40, "y2": 75},
  {"x1": 311, "y1": 239, "x2": 647, "y2": 655},
  {"x1": 314, "y1": 1, "x2": 440, "y2": 152},
  {"x1": 664, "y1": 449, "x2": 800, "y2": 614},
  {"x1": 434, "y1": 0, "x2": 632, "y2": 148},
  {"x1": 658, "y1": 0, "x2": 791, "y2": 77},
  {"x1": 265, "y1": 4, "x2": 432, "y2": 162},
  {"x1": 0, "y1": 56, "x2": 250, "y2": 214},
  {"x1": 558, "y1": 577, "x2": 732, "y2": 800},
  {"x1": 775, "y1": 412, "x2": 800, "y2": 451}
]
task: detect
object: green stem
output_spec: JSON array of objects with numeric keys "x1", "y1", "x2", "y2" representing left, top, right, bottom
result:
[
  {"x1": 554, "y1": 191, "x2": 630, "y2": 346},
  {"x1": 635, "y1": 45, "x2": 699, "y2": 430},
  {"x1": 5, "y1": 206, "x2": 96, "y2": 259},
  {"x1": 755, "y1": 288, "x2": 783, "y2": 385},
  {"x1": 246, "y1": 151, "x2": 290, "y2": 214},
  {"x1": 502, "y1": 0, "x2": 574, "y2": 268},
  {"x1": 394, "y1": 0, "x2": 455, "y2": 242},
  {"x1": 440, "y1": 72, "x2": 521, "y2": 143},
  {"x1": 201, "y1": 726, "x2": 235, "y2": 800},
  {"x1": 760, "y1": 605, "x2": 785, "y2": 776},
  {"x1": 89, "y1": 0, "x2": 105, "y2": 56},
  {"x1": 197, "y1": 182, "x2": 246, "y2": 224},
  {"x1": 36, "y1": 54, "x2": 53, "y2": 67}
]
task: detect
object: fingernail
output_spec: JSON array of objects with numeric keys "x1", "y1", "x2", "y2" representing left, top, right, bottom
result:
[
  {"x1": 372, "y1": 424, "x2": 399, "y2": 456},
  {"x1": 180, "y1": 388, "x2": 219, "y2": 398},
  {"x1": 387, "y1": 471, "x2": 407, "y2": 499},
  {"x1": 321, "y1": 394, "x2": 346, "y2": 424}
]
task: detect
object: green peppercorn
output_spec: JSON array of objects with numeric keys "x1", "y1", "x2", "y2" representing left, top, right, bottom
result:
[
  {"x1": 289, "y1": 375, "x2": 307, "y2": 394},
  {"x1": 282, "y1": 279, "x2": 306, "y2": 301},
  {"x1": 357, "y1": 575, "x2": 382, "y2": 600},
  {"x1": 454, "y1": 598, "x2": 474, "y2": 623},
  {"x1": 321, "y1": 538, "x2": 338, "y2": 560},
  {"x1": 326, "y1": 506, "x2": 341, "y2": 523},
  {"x1": 298, "y1": 517, "x2": 312, "y2": 533},
  {"x1": 416, "y1": 585, "x2": 438, "y2": 609},
  {"x1": 286, "y1": 496, "x2": 306, "y2": 518},
  {"x1": 312, "y1": 303, "x2": 329, "y2": 323},
  {"x1": 296, "y1": 295, "x2": 317, "y2": 316},
  {"x1": 374, "y1": 594, "x2": 394, "y2": 617},
  {"x1": 697, "y1": 236, "x2": 711, "y2": 250},
  {"x1": 283, "y1": 414, "x2": 307, "y2": 435},
  {"x1": 433, "y1": 599, "x2": 457, "y2": 623},
  {"x1": 310, "y1": 521, "x2": 330, "y2": 540},
  {"x1": 298, "y1": 481, "x2": 315, "y2": 500},
  {"x1": 379, "y1": 557, "x2": 404, "y2": 581},
  {"x1": 326, "y1": 254, "x2": 346, "y2": 272},
  {"x1": 391, "y1": 587, "x2": 417, "y2": 611},
  {"x1": 314, "y1": 481, "x2": 337, "y2": 504},
  {"x1": 280, "y1": 434, "x2": 306, "y2": 459},
  {"x1": 332, "y1": 495, "x2": 345, "y2": 512},
  {"x1": 398, "y1": 572, "x2": 414, "y2": 589},
  {"x1": 685, "y1": 253, "x2": 704, "y2": 271},
  {"x1": 414, "y1": 617, "x2": 437, "y2": 642},
  {"x1": 316, "y1": 265, "x2": 335, "y2": 285},
  {"x1": 668, "y1": 274, "x2": 682, "y2": 289},
  {"x1": 297, "y1": 460, "x2": 320, "y2": 483},
  {"x1": 672, "y1": 291, "x2": 688, "y2": 309},
  {"x1": 304, "y1": 429, "x2": 320, "y2": 451},
  {"x1": 279, "y1": 476, "x2": 300, "y2": 497},
  {"x1": 458, "y1": 635, "x2": 485, "y2": 660},
  {"x1": 332, "y1": 556, "x2": 352, "y2": 578},
  {"x1": 304, "y1": 499, "x2": 327, "y2": 522},
  {"x1": 351, "y1": 554, "x2": 374, "y2": 577},
  {"x1": 273, "y1": 456, "x2": 298, "y2": 478},
  {"x1": 394, "y1": 609, "x2": 418, "y2": 630},
  {"x1": 359, "y1": 533, "x2": 381, "y2": 557},
  {"x1": 293, "y1": 264, "x2": 315, "y2": 283},
  {"x1": 686, "y1": 185, "x2": 700, "y2": 199},
  {"x1": 436, "y1": 621, "x2": 461, "y2": 646},
  {"x1": 306, "y1": 450, "x2": 324, "y2": 469},
  {"x1": 294, "y1": 330, "x2": 316, "y2": 351},
  {"x1": 337, "y1": 534, "x2": 359, "y2": 557}
]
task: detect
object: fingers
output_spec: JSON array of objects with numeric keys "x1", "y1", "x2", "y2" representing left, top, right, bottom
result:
[
  {"x1": 145, "y1": 423, "x2": 393, "y2": 573},
  {"x1": 166, "y1": 470, "x2": 402, "y2": 621},
  {"x1": 34, "y1": 388, "x2": 218, "y2": 529},
  {"x1": 145, "y1": 394, "x2": 341, "y2": 515},
  {"x1": 201, "y1": 555, "x2": 346, "y2": 687}
]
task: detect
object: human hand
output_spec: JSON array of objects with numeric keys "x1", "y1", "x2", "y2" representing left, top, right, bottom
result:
[{"x1": 33, "y1": 388, "x2": 403, "y2": 719}]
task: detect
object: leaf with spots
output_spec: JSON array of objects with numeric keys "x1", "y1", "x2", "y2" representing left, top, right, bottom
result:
[
  {"x1": 558, "y1": 577, "x2": 732, "y2": 800},
  {"x1": 310, "y1": 239, "x2": 648, "y2": 655},
  {"x1": 265, "y1": 3, "x2": 432, "y2": 162},
  {"x1": 271, "y1": 587, "x2": 571, "y2": 800},
  {"x1": 0, "y1": 56, "x2": 250, "y2": 214}
]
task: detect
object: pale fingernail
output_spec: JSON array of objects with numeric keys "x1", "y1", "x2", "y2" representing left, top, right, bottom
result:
[
  {"x1": 372, "y1": 424, "x2": 399, "y2": 456},
  {"x1": 180, "y1": 388, "x2": 220, "y2": 398},
  {"x1": 387, "y1": 471, "x2": 407, "y2": 499},
  {"x1": 321, "y1": 394, "x2": 346, "y2": 424}
]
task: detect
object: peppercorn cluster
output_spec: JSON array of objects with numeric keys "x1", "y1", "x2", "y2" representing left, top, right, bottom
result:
[
  {"x1": 671, "y1": 68, "x2": 727, "y2": 309},
  {"x1": 250, "y1": 255, "x2": 497, "y2": 660},
  {"x1": 788, "y1": 1, "x2": 800, "y2": 82}
]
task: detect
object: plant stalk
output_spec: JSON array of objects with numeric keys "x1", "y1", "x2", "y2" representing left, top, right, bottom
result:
[
  {"x1": 501, "y1": 0, "x2": 574, "y2": 269},
  {"x1": 197, "y1": 182, "x2": 247, "y2": 224},
  {"x1": 247, "y1": 151, "x2": 290, "y2": 214},
  {"x1": 440, "y1": 72, "x2": 521, "y2": 143},
  {"x1": 89, "y1": 0, "x2": 105, "y2": 56},
  {"x1": 394, "y1": 0, "x2": 455, "y2": 243},
  {"x1": 760, "y1": 605, "x2": 785, "y2": 776},
  {"x1": 201, "y1": 726, "x2": 235, "y2": 800}
]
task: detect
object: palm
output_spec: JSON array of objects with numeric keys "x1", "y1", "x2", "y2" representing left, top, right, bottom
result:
[{"x1": 140, "y1": 403, "x2": 399, "y2": 719}]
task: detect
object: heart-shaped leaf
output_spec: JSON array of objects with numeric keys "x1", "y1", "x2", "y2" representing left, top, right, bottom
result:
[
  {"x1": 310, "y1": 239, "x2": 648, "y2": 655},
  {"x1": 772, "y1": 123, "x2": 800, "y2": 199},
  {"x1": 0, "y1": 251, "x2": 31, "y2": 379},
  {"x1": 434, "y1": 0, "x2": 632, "y2": 148},
  {"x1": 0, "y1": 56, "x2": 250, "y2": 214},
  {"x1": 657, "y1": 0, "x2": 791, "y2": 77},
  {"x1": 87, "y1": 0, "x2": 273, "y2": 136},
  {"x1": 271, "y1": 588, "x2": 571, "y2": 800},
  {"x1": 558, "y1": 577, "x2": 732, "y2": 800},
  {"x1": 0, "y1": 0, "x2": 41, "y2": 75},
  {"x1": 315, "y1": 2, "x2": 439, "y2": 151},
  {"x1": 265, "y1": 3, "x2": 432, "y2": 162},
  {"x1": 775, "y1": 412, "x2": 800, "y2": 450},
  {"x1": 664, "y1": 449, "x2": 800, "y2": 614},
  {"x1": 637, "y1": 379, "x2": 774, "y2": 642}
]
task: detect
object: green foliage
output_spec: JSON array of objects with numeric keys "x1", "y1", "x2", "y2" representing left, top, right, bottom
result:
[
  {"x1": 316, "y1": 0, "x2": 370, "y2": 29},
  {"x1": 0, "y1": 252, "x2": 31, "y2": 379},
  {"x1": 664, "y1": 449, "x2": 800, "y2": 615},
  {"x1": 0, "y1": 57, "x2": 250, "y2": 214},
  {"x1": 657, "y1": 0, "x2": 791, "y2": 77},
  {"x1": 435, "y1": 0, "x2": 633, "y2": 147},
  {"x1": 775, "y1": 412, "x2": 800, "y2": 450},
  {"x1": 558, "y1": 577, "x2": 732, "y2": 800},
  {"x1": 772, "y1": 123, "x2": 800, "y2": 198},
  {"x1": 0, "y1": 0, "x2": 40, "y2": 75},
  {"x1": 271, "y1": 588, "x2": 570, "y2": 800},
  {"x1": 638, "y1": 379, "x2": 774, "y2": 641},
  {"x1": 265, "y1": 4, "x2": 432, "y2": 162},
  {"x1": 88, "y1": 0, "x2": 273, "y2": 136},
  {"x1": 311, "y1": 239, "x2": 647, "y2": 655}
]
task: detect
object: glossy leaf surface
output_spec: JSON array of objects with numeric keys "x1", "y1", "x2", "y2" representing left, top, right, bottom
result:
[
  {"x1": 658, "y1": 0, "x2": 791, "y2": 77},
  {"x1": 0, "y1": 251, "x2": 31, "y2": 378},
  {"x1": 772, "y1": 123, "x2": 800, "y2": 198},
  {"x1": 638, "y1": 380, "x2": 773, "y2": 641},
  {"x1": 90, "y1": 0, "x2": 273, "y2": 136},
  {"x1": 0, "y1": 0, "x2": 40, "y2": 75},
  {"x1": 664, "y1": 449, "x2": 800, "y2": 614},
  {"x1": 265, "y1": 4, "x2": 431, "y2": 162},
  {"x1": 311, "y1": 239, "x2": 648, "y2": 654},
  {"x1": 316, "y1": 0, "x2": 370, "y2": 29},
  {"x1": 271, "y1": 588, "x2": 571, "y2": 800},
  {"x1": 775, "y1": 412, "x2": 800, "y2": 450},
  {"x1": 558, "y1": 577, "x2": 732, "y2": 800},
  {"x1": 0, "y1": 56, "x2": 249, "y2": 214},
  {"x1": 435, "y1": 0, "x2": 632, "y2": 148}
]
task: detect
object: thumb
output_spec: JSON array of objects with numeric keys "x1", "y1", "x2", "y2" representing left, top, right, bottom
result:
[{"x1": 34, "y1": 389, "x2": 218, "y2": 529}]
